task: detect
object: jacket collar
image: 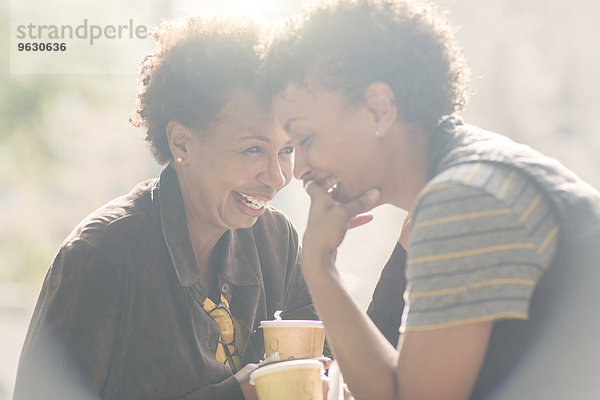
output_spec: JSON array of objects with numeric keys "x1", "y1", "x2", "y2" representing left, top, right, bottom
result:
[
  {"x1": 157, "y1": 164, "x2": 259, "y2": 296},
  {"x1": 426, "y1": 115, "x2": 464, "y2": 181},
  {"x1": 216, "y1": 229, "x2": 261, "y2": 330},
  {"x1": 218, "y1": 230, "x2": 260, "y2": 287}
]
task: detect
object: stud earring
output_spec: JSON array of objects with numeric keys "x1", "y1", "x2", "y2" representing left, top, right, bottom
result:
[
  {"x1": 375, "y1": 126, "x2": 384, "y2": 137},
  {"x1": 176, "y1": 157, "x2": 183, "y2": 163}
]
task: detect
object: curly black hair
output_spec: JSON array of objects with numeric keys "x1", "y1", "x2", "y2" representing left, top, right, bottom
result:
[
  {"x1": 130, "y1": 15, "x2": 265, "y2": 164},
  {"x1": 263, "y1": 0, "x2": 470, "y2": 129}
]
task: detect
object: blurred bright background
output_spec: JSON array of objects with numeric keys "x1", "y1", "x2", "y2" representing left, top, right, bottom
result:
[{"x1": 2, "y1": 0, "x2": 599, "y2": 398}]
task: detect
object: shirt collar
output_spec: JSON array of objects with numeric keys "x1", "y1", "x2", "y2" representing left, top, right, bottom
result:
[
  {"x1": 426, "y1": 115, "x2": 464, "y2": 181},
  {"x1": 218, "y1": 230, "x2": 260, "y2": 287}
]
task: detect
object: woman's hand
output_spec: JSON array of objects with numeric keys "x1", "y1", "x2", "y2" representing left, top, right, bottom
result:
[
  {"x1": 322, "y1": 374, "x2": 355, "y2": 400},
  {"x1": 301, "y1": 181, "x2": 380, "y2": 269},
  {"x1": 398, "y1": 212, "x2": 412, "y2": 250},
  {"x1": 233, "y1": 363, "x2": 259, "y2": 400}
]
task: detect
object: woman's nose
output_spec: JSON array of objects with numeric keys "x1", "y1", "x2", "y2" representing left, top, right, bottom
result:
[
  {"x1": 258, "y1": 155, "x2": 289, "y2": 189},
  {"x1": 293, "y1": 147, "x2": 311, "y2": 181}
]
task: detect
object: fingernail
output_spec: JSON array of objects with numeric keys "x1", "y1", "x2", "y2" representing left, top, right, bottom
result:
[
  {"x1": 303, "y1": 180, "x2": 315, "y2": 191},
  {"x1": 366, "y1": 189, "x2": 380, "y2": 204}
]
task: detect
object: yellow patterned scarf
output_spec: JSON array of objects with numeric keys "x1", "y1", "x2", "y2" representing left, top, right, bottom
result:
[{"x1": 203, "y1": 294, "x2": 247, "y2": 373}]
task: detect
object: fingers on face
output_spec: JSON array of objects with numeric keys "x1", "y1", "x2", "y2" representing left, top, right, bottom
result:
[
  {"x1": 303, "y1": 179, "x2": 315, "y2": 191},
  {"x1": 402, "y1": 212, "x2": 412, "y2": 228},
  {"x1": 304, "y1": 180, "x2": 380, "y2": 220},
  {"x1": 303, "y1": 179, "x2": 326, "y2": 198},
  {"x1": 317, "y1": 356, "x2": 333, "y2": 370},
  {"x1": 348, "y1": 213, "x2": 374, "y2": 229}
]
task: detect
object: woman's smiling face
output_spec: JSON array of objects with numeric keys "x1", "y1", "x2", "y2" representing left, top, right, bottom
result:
[
  {"x1": 273, "y1": 82, "x2": 383, "y2": 203},
  {"x1": 173, "y1": 89, "x2": 294, "y2": 231}
]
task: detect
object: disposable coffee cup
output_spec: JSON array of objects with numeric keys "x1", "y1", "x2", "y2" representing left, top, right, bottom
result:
[
  {"x1": 260, "y1": 320, "x2": 325, "y2": 360},
  {"x1": 250, "y1": 359, "x2": 324, "y2": 400}
]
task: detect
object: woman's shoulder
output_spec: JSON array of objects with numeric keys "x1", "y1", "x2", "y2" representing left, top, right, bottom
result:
[{"x1": 61, "y1": 178, "x2": 161, "y2": 253}]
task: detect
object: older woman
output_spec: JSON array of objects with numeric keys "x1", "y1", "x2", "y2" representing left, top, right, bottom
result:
[
  {"x1": 14, "y1": 16, "x2": 318, "y2": 400},
  {"x1": 266, "y1": 0, "x2": 600, "y2": 399}
]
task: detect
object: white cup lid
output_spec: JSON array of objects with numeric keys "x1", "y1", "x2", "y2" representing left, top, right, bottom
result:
[
  {"x1": 250, "y1": 359, "x2": 324, "y2": 384},
  {"x1": 259, "y1": 319, "x2": 324, "y2": 328}
]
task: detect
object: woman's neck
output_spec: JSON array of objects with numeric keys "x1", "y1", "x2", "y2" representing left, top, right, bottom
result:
[
  {"x1": 380, "y1": 122, "x2": 430, "y2": 211},
  {"x1": 178, "y1": 182, "x2": 227, "y2": 291},
  {"x1": 189, "y1": 214, "x2": 225, "y2": 273}
]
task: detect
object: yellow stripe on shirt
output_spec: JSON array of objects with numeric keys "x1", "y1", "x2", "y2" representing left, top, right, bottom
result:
[
  {"x1": 412, "y1": 209, "x2": 513, "y2": 231},
  {"x1": 418, "y1": 183, "x2": 456, "y2": 197},
  {"x1": 538, "y1": 225, "x2": 559, "y2": 255},
  {"x1": 409, "y1": 278, "x2": 537, "y2": 299},
  {"x1": 463, "y1": 163, "x2": 481, "y2": 185},
  {"x1": 408, "y1": 243, "x2": 536, "y2": 265},
  {"x1": 519, "y1": 194, "x2": 542, "y2": 223},
  {"x1": 402, "y1": 312, "x2": 528, "y2": 332},
  {"x1": 496, "y1": 170, "x2": 517, "y2": 199}
]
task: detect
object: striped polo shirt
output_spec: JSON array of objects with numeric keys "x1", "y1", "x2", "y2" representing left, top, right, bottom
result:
[{"x1": 401, "y1": 162, "x2": 560, "y2": 332}]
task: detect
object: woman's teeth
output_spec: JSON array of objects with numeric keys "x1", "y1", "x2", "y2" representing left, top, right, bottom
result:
[
  {"x1": 238, "y1": 193, "x2": 268, "y2": 210},
  {"x1": 324, "y1": 178, "x2": 339, "y2": 194}
]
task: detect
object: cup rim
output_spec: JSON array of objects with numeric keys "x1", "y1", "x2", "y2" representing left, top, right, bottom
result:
[
  {"x1": 249, "y1": 359, "x2": 324, "y2": 384},
  {"x1": 259, "y1": 319, "x2": 324, "y2": 328}
]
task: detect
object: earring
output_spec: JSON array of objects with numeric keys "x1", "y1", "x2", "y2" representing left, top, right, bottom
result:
[
  {"x1": 176, "y1": 157, "x2": 183, "y2": 163},
  {"x1": 375, "y1": 126, "x2": 384, "y2": 137}
]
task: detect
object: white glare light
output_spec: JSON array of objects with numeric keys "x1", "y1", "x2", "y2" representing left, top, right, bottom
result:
[{"x1": 174, "y1": 0, "x2": 286, "y2": 20}]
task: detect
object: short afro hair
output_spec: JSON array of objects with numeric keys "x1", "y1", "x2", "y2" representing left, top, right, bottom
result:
[
  {"x1": 130, "y1": 15, "x2": 265, "y2": 164},
  {"x1": 263, "y1": 0, "x2": 470, "y2": 129}
]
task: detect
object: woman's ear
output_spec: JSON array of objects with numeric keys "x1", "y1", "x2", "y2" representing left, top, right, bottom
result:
[
  {"x1": 364, "y1": 82, "x2": 396, "y2": 136},
  {"x1": 166, "y1": 121, "x2": 192, "y2": 163}
]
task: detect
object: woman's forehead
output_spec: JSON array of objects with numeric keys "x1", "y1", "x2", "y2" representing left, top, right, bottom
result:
[
  {"x1": 275, "y1": 82, "x2": 356, "y2": 124},
  {"x1": 217, "y1": 88, "x2": 269, "y2": 118},
  {"x1": 196, "y1": 89, "x2": 285, "y2": 143}
]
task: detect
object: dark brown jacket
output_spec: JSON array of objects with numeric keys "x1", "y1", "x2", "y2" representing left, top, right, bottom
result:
[{"x1": 14, "y1": 165, "x2": 318, "y2": 400}]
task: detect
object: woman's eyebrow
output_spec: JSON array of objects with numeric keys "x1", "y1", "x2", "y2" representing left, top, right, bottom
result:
[
  {"x1": 240, "y1": 135, "x2": 271, "y2": 143},
  {"x1": 284, "y1": 117, "x2": 303, "y2": 132},
  {"x1": 240, "y1": 135, "x2": 293, "y2": 146}
]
